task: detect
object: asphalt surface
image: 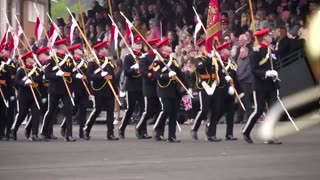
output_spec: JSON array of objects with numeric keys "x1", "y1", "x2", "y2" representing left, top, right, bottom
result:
[{"x1": 0, "y1": 124, "x2": 319, "y2": 180}]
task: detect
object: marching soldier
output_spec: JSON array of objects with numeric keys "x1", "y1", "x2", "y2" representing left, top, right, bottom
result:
[
  {"x1": 0, "y1": 44, "x2": 17, "y2": 140},
  {"x1": 205, "y1": 42, "x2": 242, "y2": 142},
  {"x1": 25, "y1": 47, "x2": 51, "y2": 138},
  {"x1": 11, "y1": 51, "x2": 43, "y2": 141},
  {"x1": 61, "y1": 43, "x2": 90, "y2": 138},
  {"x1": 190, "y1": 39, "x2": 220, "y2": 140},
  {"x1": 118, "y1": 36, "x2": 144, "y2": 139},
  {"x1": 242, "y1": 28, "x2": 282, "y2": 144},
  {"x1": 40, "y1": 38, "x2": 76, "y2": 142},
  {"x1": 152, "y1": 38, "x2": 188, "y2": 142},
  {"x1": 83, "y1": 41, "x2": 119, "y2": 140},
  {"x1": 135, "y1": 38, "x2": 161, "y2": 139},
  {"x1": 0, "y1": 44, "x2": 12, "y2": 141}
]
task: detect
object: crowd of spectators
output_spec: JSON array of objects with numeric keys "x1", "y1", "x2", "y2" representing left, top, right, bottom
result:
[{"x1": 46, "y1": 0, "x2": 318, "y2": 124}]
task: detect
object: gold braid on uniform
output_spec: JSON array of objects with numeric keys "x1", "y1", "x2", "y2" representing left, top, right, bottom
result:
[
  {"x1": 195, "y1": 57, "x2": 210, "y2": 90},
  {"x1": 92, "y1": 60, "x2": 114, "y2": 91},
  {"x1": 26, "y1": 68, "x2": 42, "y2": 96},
  {"x1": 52, "y1": 56, "x2": 72, "y2": 84},
  {"x1": 212, "y1": 58, "x2": 220, "y2": 85}
]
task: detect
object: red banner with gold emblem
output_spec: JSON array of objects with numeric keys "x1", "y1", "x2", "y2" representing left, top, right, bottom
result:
[{"x1": 205, "y1": 0, "x2": 221, "y2": 52}]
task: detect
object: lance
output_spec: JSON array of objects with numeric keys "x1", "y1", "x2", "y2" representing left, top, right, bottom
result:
[
  {"x1": 13, "y1": 15, "x2": 43, "y2": 69},
  {"x1": 119, "y1": 12, "x2": 193, "y2": 99},
  {"x1": 66, "y1": 7, "x2": 121, "y2": 106},
  {"x1": 6, "y1": 15, "x2": 41, "y2": 110}
]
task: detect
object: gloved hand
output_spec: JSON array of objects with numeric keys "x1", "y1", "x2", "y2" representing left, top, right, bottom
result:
[
  {"x1": 101, "y1": 71, "x2": 108, "y2": 77},
  {"x1": 24, "y1": 78, "x2": 32, "y2": 85},
  {"x1": 41, "y1": 98, "x2": 47, "y2": 104},
  {"x1": 225, "y1": 75, "x2": 232, "y2": 82},
  {"x1": 76, "y1": 73, "x2": 83, "y2": 79},
  {"x1": 265, "y1": 70, "x2": 278, "y2": 78},
  {"x1": 56, "y1": 70, "x2": 64, "y2": 77},
  {"x1": 131, "y1": 63, "x2": 139, "y2": 70},
  {"x1": 10, "y1": 96, "x2": 15, "y2": 101},
  {"x1": 168, "y1": 71, "x2": 176, "y2": 78},
  {"x1": 188, "y1": 88, "x2": 193, "y2": 95},
  {"x1": 228, "y1": 86, "x2": 235, "y2": 95}
]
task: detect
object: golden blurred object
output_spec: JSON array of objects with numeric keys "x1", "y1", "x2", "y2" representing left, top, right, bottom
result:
[{"x1": 305, "y1": 9, "x2": 320, "y2": 82}]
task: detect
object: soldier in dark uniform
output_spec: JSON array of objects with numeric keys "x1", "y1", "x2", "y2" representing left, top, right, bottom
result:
[
  {"x1": 0, "y1": 44, "x2": 17, "y2": 140},
  {"x1": 206, "y1": 42, "x2": 243, "y2": 142},
  {"x1": 135, "y1": 38, "x2": 161, "y2": 139},
  {"x1": 83, "y1": 41, "x2": 119, "y2": 141},
  {"x1": 152, "y1": 38, "x2": 188, "y2": 142},
  {"x1": 25, "y1": 47, "x2": 51, "y2": 138},
  {"x1": 61, "y1": 43, "x2": 90, "y2": 139},
  {"x1": 10, "y1": 51, "x2": 43, "y2": 141},
  {"x1": 118, "y1": 36, "x2": 144, "y2": 139},
  {"x1": 190, "y1": 39, "x2": 220, "y2": 140},
  {"x1": 0, "y1": 44, "x2": 12, "y2": 141},
  {"x1": 242, "y1": 28, "x2": 282, "y2": 144},
  {"x1": 40, "y1": 38, "x2": 76, "y2": 142}
]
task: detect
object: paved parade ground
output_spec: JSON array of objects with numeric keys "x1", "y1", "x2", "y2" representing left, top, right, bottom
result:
[{"x1": 0, "y1": 124, "x2": 319, "y2": 180}]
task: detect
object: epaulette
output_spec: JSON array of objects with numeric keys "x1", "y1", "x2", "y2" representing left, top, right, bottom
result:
[{"x1": 230, "y1": 62, "x2": 237, "y2": 70}]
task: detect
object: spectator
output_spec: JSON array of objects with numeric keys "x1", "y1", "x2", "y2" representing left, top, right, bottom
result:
[
  {"x1": 275, "y1": 27, "x2": 291, "y2": 60},
  {"x1": 237, "y1": 34, "x2": 253, "y2": 60},
  {"x1": 145, "y1": 18, "x2": 161, "y2": 40},
  {"x1": 87, "y1": 24, "x2": 97, "y2": 44},
  {"x1": 133, "y1": 15, "x2": 148, "y2": 37},
  {"x1": 235, "y1": 47, "x2": 253, "y2": 123},
  {"x1": 103, "y1": 24, "x2": 111, "y2": 42},
  {"x1": 96, "y1": 24, "x2": 105, "y2": 43}
]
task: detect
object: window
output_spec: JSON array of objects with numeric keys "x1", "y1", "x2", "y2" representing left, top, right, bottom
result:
[{"x1": 28, "y1": 1, "x2": 44, "y2": 22}]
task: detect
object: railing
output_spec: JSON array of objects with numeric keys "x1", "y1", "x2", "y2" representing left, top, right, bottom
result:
[{"x1": 276, "y1": 49, "x2": 304, "y2": 69}]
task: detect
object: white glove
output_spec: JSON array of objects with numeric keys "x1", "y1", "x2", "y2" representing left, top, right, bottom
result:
[
  {"x1": 24, "y1": 78, "x2": 32, "y2": 85},
  {"x1": 76, "y1": 73, "x2": 83, "y2": 79},
  {"x1": 188, "y1": 88, "x2": 193, "y2": 95},
  {"x1": 239, "y1": 92, "x2": 245, "y2": 99},
  {"x1": 210, "y1": 50, "x2": 216, "y2": 57},
  {"x1": 168, "y1": 71, "x2": 176, "y2": 78},
  {"x1": 228, "y1": 86, "x2": 235, "y2": 95},
  {"x1": 101, "y1": 71, "x2": 108, "y2": 77},
  {"x1": 265, "y1": 70, "x2": 278, "y2": 78},
  {"x1": 10, "y1": 96, "x2": 15, "y2": 101},
  {"x1": 225, "y1": 75, "x2": 232, "y2": 82},
  {"x1": 41, "y1": 98, "x2": 47, "y2": 104},
  {"x1": 56, "y1": 70, "x2": 64, "y2": 77},
  {"x1": 131, "y1": 63, "x2": 139, "y2": 70}
]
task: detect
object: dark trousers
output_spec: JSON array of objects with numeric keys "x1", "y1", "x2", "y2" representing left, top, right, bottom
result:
[
  {"x1": 5, "y1": 96, "x2": 16, "y2": 137},
  {"x1": 12, "y1": 93, "x2": 40, "y2": 135},
  {"x1": 242, "y1": 87, "x2": 277, "y2": 136},
  {"x1": 153, "y1": 97, "x2": 179, "y2": 138},
  {"x1": 61, "y1": 95, "x2": 87, "y2": 135},
  {"x1": 0, "y1": 96, "x2": 7, "y2": 137},
  {"x1": 25, "y1": 95, "x2": 53, "y2": 135},
  {"x1": 207, "y1": 86, "x2": 236, "y2": 137},
  {"x1": 41, "y1": 94, "x2": 73, "y2": 137},
  {"x1": 236, "y1": 82, "x2": 253, "y2": 123},
  {"x1": 192, "y1": 91, "x2": 210, "y2": 132},
  {"x1": 136, "y1": 96, "x2": 161, "y2": 133},
  {"x1": 119, "y1": 91, "x2": 144, "y2": 131},
  {"x1": 84, "y1": 96, "x2": 115, "y2": 136}
]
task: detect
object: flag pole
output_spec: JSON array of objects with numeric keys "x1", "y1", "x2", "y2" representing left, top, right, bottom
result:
[{"x1": 248, "y1": 0, "x2": 258, "y2": 45}]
